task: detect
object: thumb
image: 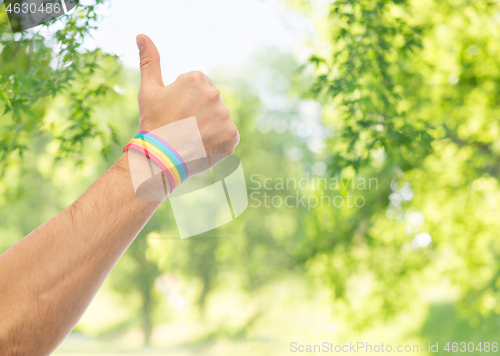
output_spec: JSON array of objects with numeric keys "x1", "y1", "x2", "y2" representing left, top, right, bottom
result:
[{"x1": 136, "y1": 34, "x2": 164, "y2": 89}]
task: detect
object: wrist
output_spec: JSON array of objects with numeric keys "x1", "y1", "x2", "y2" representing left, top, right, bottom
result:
[{"x1": 125, "y1": 117, "x2": 212, "y2": 202}]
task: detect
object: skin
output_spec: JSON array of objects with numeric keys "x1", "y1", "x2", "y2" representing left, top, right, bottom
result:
[{"x1": 0, "y1": 34, "x2": 239, "y2": 356}]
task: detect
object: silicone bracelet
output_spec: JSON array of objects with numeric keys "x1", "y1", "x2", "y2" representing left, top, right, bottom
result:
[{"x1": 123, "y1": 131, "x2": 189, "y2": 191}]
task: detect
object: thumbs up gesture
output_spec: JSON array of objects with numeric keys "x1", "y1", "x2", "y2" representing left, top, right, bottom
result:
[{"x1": 135, "y1": 34, "x2": 240, "y2": 160}]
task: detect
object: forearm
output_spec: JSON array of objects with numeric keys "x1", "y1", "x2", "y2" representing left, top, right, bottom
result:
[
  {"x1": 0, "y1": 33, "x2": 239, "y2": 355},
  {"x1": 0, "y1": 153, "x2": 160, "y2": 355}
]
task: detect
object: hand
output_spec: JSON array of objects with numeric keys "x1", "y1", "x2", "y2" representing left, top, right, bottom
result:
[{"x1": 135, "y1": 34, "x2": 240, "y2": 158}]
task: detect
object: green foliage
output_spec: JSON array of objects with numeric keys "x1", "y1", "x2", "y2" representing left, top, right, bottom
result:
[
  {"x1": 301, "y1": 0, "x2": 500, "y2": 330},
  {"x1": 0, "y1": 0, "x2": 118, "y2": 168},
  {"x1": 306, "y1": 0, "x2": 433, "y2": 173}
]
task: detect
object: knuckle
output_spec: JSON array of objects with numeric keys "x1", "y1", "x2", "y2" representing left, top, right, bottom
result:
[
  {"x1": 185, "y1": 70, "x2": 205, "y2": 83},
  {"x1": 218, "y1": 106, "x2": 231, "y2": 119},
  {"x1": 175, "y1": 73, "x2": 185, "y2": 82},
  {"x1": 209, "y1": 87, "x2": 221, "y2": 100},
  {"x1": 232, "y1": 125, "x2": 239, "y2": 139},
  {"x1": 139, "y1": 57, "x2": 154, "y2": 71},
  {"x1": 226, "y1": 122, "x2": 239, "y2": 139}
]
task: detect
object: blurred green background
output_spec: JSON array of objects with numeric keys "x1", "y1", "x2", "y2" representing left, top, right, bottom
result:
[{"x1": 1, "y1": 0, "x2": 500, "y2": 355}]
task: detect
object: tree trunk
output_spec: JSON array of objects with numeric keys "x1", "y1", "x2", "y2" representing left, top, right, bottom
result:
[{"x1": 141, "y1": 292, "x2": 153, "y2": 346}]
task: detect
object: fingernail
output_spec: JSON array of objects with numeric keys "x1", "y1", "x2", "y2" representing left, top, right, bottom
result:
[{"x1": 136, "y1": 36, "x2": 145, "y2": 51}]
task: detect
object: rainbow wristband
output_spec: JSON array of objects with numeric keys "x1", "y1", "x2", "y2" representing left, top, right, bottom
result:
[{"x1": 123, "y1": 131, "x2": 189, "y2": 191}]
